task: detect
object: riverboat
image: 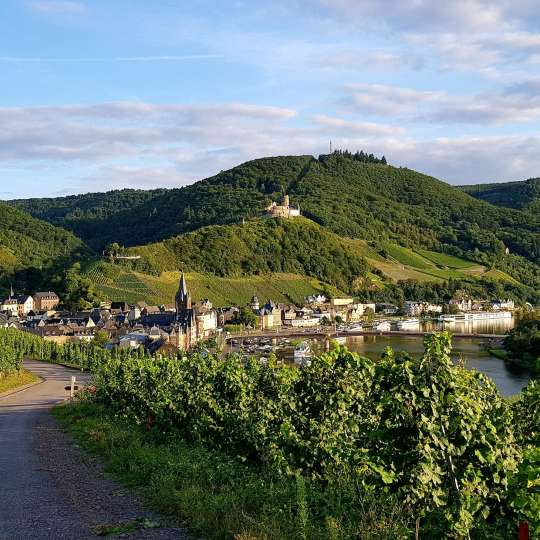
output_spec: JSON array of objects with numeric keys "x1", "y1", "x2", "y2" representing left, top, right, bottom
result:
[
  {"x1": 396, "y1": 318, "x2": 420, "y2": 329},
  {"x1": 374, "y1": 320, "x2": 391, "y2": 331},
  {"x1": 438, "y1": 311, "x2": 513, "y2": 323}
]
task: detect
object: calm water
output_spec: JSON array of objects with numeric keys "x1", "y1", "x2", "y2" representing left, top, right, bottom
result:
[
  {"x1": 232, "y1": 316, "x2": 531, "y2": 396},
  {"x1": 340, "y1": 333, "x2": 530, "y2": 397}
]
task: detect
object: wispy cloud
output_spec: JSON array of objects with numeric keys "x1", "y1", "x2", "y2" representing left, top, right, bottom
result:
[
  {"x1": 338, "y1": 82, "x2": 540, "y2": 125},
  {"x1": 29, "y1": 1, "x2": 87, "y2": 14},
  {"x1": 0, "y1": 55, "x2": 223, "y2": 63}
]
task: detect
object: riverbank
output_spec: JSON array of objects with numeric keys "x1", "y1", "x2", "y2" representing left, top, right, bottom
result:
[
  {"x1": 486, "y1": 346, "x2": 539, "y2": 376},
  {"x1": 0, "y1": 369, "x2": 39, "y2": 395}
]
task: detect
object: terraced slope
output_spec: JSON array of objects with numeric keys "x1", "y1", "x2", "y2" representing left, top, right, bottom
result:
[{"x1": 85, "y1": 261, "x2": 343, "y2": 306}]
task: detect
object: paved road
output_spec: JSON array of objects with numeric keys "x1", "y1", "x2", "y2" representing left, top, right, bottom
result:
[{"x1": 0, "y1": 360, "x2": 186, "y2": 540}]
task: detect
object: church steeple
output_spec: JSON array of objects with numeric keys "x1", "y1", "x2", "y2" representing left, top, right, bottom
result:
[{"x1": 175, "y1": 271, "x2": 191, "y2": 313}]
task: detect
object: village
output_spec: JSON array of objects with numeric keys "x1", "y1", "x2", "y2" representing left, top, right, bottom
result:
[{"x1": 0, "y1": 271, "x2": 516, "y2": 357}]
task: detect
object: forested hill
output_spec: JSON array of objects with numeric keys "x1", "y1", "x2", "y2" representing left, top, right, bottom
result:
[
  {"x1": 8, "y1": 153, "x2": 540, "y2": 295},
  {"x1": 458, "y1": 177, "x2": 540, "y2": 213},
  {"x1": 12, "y1": 154, "x2": 540, "y2": 260},
  {"x1": 12, "y1": 156, "x2": 313, "y2": 250},
  {"x1": 123, "y1": 217, "x2": 369, "y2": 292},
  {"x1": 0, "y1": 202, "x2": 87, "y2": 290}
]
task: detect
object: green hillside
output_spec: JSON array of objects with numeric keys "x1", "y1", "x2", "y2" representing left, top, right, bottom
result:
[
  {"x1": 86, "y1": 230, "x2": 532, "y2": 306},
  {"x1": 85, "y1": 261, "x2": 343, "y2": 306},
  {"x1": 0, "y1": 202, "x2": 87, "y2": 293},
  {"x1": 13, "y1": 156, "x2": 313, "y2": 250},
  {"x1": 124, "y1": 217, "x2": 369, "y2": 293},
  {"x1": 8, "y1": 153, "x2": 540, "y2": 301},
  {"x1": 459, "y1": 177, "x2": 540, "y2": 213},
  {"x1": 12, "y1": 153, "x2": 539, "y2": 269}
]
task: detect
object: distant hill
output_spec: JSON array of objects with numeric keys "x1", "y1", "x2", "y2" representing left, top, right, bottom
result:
[
  {"x1": 459, "y1": 178, "x2": 540, "y2": 213},
  {"x1": 0, "y1": 202, "x2": 87, "y2": 292},
  {"x1": 8, "y1": 153, "x2": 540, "y2": 301},
  {"x1": 12, "y1": 156, "x2": 312, "y2": 250}
]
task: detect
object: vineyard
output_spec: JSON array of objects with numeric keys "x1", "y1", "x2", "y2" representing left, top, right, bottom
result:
[
  {"x1": 3, "y1": 327, "x2": 539, "y2": 537},
  {"x1": 85, "y1": 261, "x2": 343, "y2": 306}
]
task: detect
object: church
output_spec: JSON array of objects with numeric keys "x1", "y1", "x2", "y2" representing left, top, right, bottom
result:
[{"x1": 142, "y1": 272, "x2": 217, "y2": 351}]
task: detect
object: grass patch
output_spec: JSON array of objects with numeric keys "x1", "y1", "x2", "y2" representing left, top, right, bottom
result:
[
  {"x1": 381, "y1": 243, "x2": 433, "y2": 269},
  {"x1": 54, "y1": 401, "x2": 413, "y2": 540},
  {"x1": 487, "y1": 348, "x2": 509, "y2": 360},
  {"x1": 414, "y1": 249, "x2": 477, "y2": 269},
  {"x1": 0, "y1": 369, "x2": 39, "y2": 394}
]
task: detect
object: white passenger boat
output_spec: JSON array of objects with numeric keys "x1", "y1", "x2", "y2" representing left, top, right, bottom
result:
[
  {"x1": 345, "y1": 323, "x2": 363, "y2": 332},
  {"x1": 438, "y1": 311, "x2": 513, "y2": 323},
  {"x1": 396, "y1": 318, "x2": 420, "y2": 330},
  {"x1": 374, "y1": 320, "x2": 391, "y2": 331},
  {"x1": 294, "y1": 341, "x2": 312, "y2": 367}
]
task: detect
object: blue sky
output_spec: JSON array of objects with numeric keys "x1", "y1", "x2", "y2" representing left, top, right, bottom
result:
[{"x1": 3, "y1": 0, "x2": 540, "y2": 198}]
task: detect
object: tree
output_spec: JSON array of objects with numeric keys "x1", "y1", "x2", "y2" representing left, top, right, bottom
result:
[
  {"x1": 363, "y1": 307, "x2": 375, "y2": 321},
  {"x1": 92, "y1": 329, "x2": 110, "y2": 348}
]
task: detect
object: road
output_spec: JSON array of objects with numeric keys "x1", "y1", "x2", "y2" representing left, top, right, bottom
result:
[{"x1": 0, "y1": 360, "x2": 186, "y2": 540}]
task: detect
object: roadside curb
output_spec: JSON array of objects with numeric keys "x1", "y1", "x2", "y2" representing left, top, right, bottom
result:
[{"x1": 0, "y1": 375, "x2": 46, "y2": 400}]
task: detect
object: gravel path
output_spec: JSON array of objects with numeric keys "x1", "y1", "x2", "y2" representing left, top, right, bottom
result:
[{"x1": 0, "y1": 360, "x2": 188, "y2": 540}]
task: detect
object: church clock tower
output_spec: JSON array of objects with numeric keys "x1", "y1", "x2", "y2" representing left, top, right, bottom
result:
[{"x1": 175, "y1": 271, "x2": 192, "y2": 314}]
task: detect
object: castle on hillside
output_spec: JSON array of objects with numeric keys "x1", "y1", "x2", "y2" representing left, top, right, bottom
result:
[{"x1": 266, "y1": 194, "x2": 300, "y2": 218}]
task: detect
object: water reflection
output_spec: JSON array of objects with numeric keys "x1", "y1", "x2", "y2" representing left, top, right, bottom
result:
[
  {"x1": 420, "y1": 317, "x2": 515, "y2": 335},
  {"x1": 341, "y1": 334, "x2": 530, "y2": 397}
]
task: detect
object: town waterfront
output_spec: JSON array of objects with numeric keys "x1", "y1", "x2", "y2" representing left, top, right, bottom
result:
[
  {"x1": 335, "y1": 318, "x2": 529, "y2": 396},
  {"x1": 230, "y1": 316, "x2": 530, "y2": 396}
]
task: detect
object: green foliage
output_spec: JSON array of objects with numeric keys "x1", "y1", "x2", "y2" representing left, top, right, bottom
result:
[
  {"x1": 82, "y1": 333, "x2": 520, "y2": 537},
  {"x1": 55, "y1": 402, "x2": 414, "y2": 540},
  {"x1": 504, "y1": 316, "x2": 540, "y2": 373},
  {"x1": 85, "y1": 262, "x2": 342, "y2": 307},
  {"x1": 0, "y1": 201, "x2": 88, "y2": 296},
  {"x1": 11, "y1": 154, "x2": 540, "y2": 294},
  {"x1": 0, "y1": 328, "x2": 27, "y2": 375},
  {"x1": 460, "y1": 177, "x2": 540, "y2": 213},
  {"x1": 231, "y1": 306, "x2": 258, "y2": 327},
  {"x1": 356, "y1": 276, "x2": 540, "y2": 306},
  {"x1": 368, "y1": 334, "x2": 519, "y2": 535},
  {"x1": 0, "y1": 327, "x2": 146, "y2": 372},
  {"x1": 126, "y1": 218, "x2": 369, "y2": 293},
  {"x1": 57, "y1": 262, "x2": 102, "y2": 310},
  {"x1": 513, "y1": 380, "x2": 540, "y2": 448},
  {"x1": 3, "y1": 325, "x2": 539, "y2": 536},
  {"x1": 508, "y1": 447, "x2": 540, "y2": 536}
]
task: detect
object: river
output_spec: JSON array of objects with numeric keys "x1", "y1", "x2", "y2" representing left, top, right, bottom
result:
[
  {"x1": 341, "y1": 334, "x2": 530, "y2": 397},
  {"x1": 339, "y1": 318, "x2": 529, "y2": 397},
  {"x1": 230, "y1": 316, "x2": 531, "y2": 397}
]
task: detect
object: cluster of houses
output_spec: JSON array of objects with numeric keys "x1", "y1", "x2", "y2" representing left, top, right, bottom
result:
[{"x1": 0, "y1": 277, "x2": 516, "y2": 353}]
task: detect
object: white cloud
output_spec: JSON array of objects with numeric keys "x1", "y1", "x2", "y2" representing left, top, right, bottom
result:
[
  {"x1": 3, "y1": 99, "x2": 540, "y2": 191},
  {"x1": 312, "y1": 115, "x2": 406, "y2": 136},
  {"x1": 339, "y1": 82, "x2": 540, "y2": 125}
]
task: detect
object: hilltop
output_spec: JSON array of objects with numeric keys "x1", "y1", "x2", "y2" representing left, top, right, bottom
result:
[
  {"x1": 7, "y1": 153, "x2": 540, "y2": 303},
  {"x1": 459, "y1": 177, "x2": 540, "y2": 213},
  {"x1": 13, "y1": 154, "x2": 539, "y2": 263}
]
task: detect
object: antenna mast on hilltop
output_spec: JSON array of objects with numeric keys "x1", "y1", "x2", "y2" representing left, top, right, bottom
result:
[{"x1": 329, "y1": 140, "x2": 332, "y2": 153}]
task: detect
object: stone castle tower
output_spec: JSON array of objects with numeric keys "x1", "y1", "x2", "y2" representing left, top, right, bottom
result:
[{"x1": 175, "y1": 271, "x2": 192, "y2": 314}]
